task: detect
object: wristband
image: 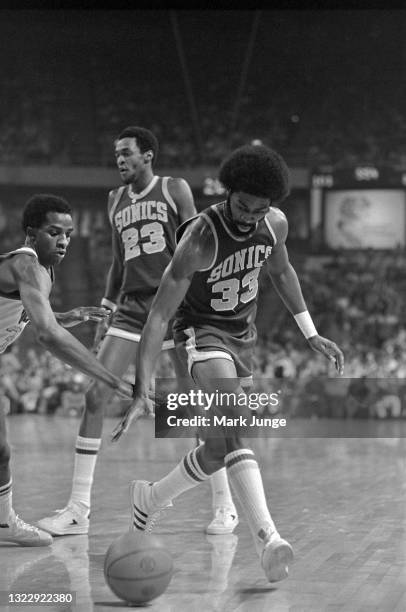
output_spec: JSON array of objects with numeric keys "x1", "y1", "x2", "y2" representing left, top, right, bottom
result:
[
  {"x1": 101, "y1": 298, "x2": 117, "y2": 312},
  {"x1": 294, "y1": 310, "x2": 318, "y2": 339}
]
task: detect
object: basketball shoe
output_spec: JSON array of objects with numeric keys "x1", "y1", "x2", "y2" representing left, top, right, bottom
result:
[
  {"x1": 206, "y1": 506, "x2": 239, "y2": 535},
  {"x1": 0, "y1": 510, "x2": 52, "y2": 546},
  {"x1": 260, "y1": 527, "x2": 293, "y2": 582},
  {"x1": 129, "y1": 480, "x2": 172, "y2": 532},
  {"x1": 37, "y1": 501, "x2": 89, "y2": 536}
]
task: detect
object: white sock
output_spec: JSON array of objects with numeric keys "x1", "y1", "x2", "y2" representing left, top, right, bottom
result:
[
  {"x1": 70, "y1": 436, "x2": 101, "y2": 510},
  {"x1": 0, "y1": 479, "x2": 12, "y2": 523},
  {"x1": 210, "y1": 467, "x2": 236, "y2": 513},
  {"x1": 152, "y1": 447, "x2": 211, "y2": 507},
  {"x1": 225, "y1": 449, "x2": 276, "y2": 553}
]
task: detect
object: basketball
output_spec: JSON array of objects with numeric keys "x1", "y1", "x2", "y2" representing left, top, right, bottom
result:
[{"x1": 104, "y1": 532, "x2": 174, "y2": 604}]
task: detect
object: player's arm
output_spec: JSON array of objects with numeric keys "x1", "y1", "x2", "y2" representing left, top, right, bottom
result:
[
  {"x1": 265, "y1": 209, "x2": 308, "y2": 314},
  {"x1": 167, "y1": 177, "x2": 197, "y2": 223},
  {"x1": 265, "y1": 209, "x2": 344, "y2": 374},
  {"x1": 111, "y1": 217, "x2": 214, "y2": 440},
  {"x1": 102, "y1": 227, "x2": 123, "y2": 311},
  {"x1": 93, "y1": 192, "x2": 124, "y2": 348},
  {"x1": 11, "y1": 255, "x2": 132, "y2": 397}
]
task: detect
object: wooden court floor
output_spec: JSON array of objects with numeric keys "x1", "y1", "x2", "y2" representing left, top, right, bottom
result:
[{"x1": 1, "y1": 415, "x2": 405, "y2": 612}]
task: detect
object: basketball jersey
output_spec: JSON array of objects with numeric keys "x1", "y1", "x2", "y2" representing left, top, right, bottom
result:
[
  {"x1": 108, "y1": 176, "x2": 180, "y2": 294},
  {"x1": 0, "y1": 247, "x2": 37, "y2": 353},
  {"x1": 175, "y1": 202, "x2": 277, "y2": 335}
]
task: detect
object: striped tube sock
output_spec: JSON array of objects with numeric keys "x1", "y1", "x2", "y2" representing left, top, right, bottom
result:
[
  {"x1": 0, "y1": 479, "x2": 12, "y2": 523},
  {"x1": 210, "y1": 467, "x2": 236, "y2": 512},
  {"x1": 197, "y1": 438, "x2": 235, "y2": 511},
  {"x1": 151, "y1": 447, "x2": 211, "y2": 508},
  {"x1": 70, "y1": 437, "x2": 101, "y2": 510},
  {"x1": 225, "y1": 449, "x2": 276, "y2": 552}
]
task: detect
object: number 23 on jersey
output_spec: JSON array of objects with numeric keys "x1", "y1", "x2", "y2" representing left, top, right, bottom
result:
[{"x1": 121, "y1": 222, "x2": 166, "y2": 260}]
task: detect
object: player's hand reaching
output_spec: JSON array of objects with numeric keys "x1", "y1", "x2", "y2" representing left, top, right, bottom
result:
[
  {"x1": 111, "y1": 394, "x2": 155, "y2": 442},
  {"x1": 307, "y1": 335, "x2": 344, "y2": 375},
  {"x1": 56, "y1": 306, "x2": 111, "y2": 328},
  {"x1": 116, "y1": 380, "x2": 135, "y2": 400}
]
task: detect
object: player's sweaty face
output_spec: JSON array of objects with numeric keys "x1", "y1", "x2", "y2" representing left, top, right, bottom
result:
[
  {"x1": 34, "y1": 212, "x2": 74, "y2": 266},
  {"x1": 229, "y1": 191, "x2": 270, "y2": 231},
  {"x1": 114, "y1": 138, "x2": 146, "y2": 184}
]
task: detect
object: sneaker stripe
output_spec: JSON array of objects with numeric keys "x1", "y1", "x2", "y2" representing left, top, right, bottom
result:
[
  {"x1": 133, "y1": 512, "x2": 147, "y2": 525},
  {"x1": 133, "y1": 504, "x2": 147, "y2": 520},
  {"x1": 133, "y1": 501, "x2": 148, "y2": 530}
]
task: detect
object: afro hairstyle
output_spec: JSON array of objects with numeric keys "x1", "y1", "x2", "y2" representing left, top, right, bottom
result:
[{"x1": 219, "y1": 144, "x2": 290, "y2": 203}]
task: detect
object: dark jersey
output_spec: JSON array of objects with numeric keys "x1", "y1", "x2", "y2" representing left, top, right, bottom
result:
[
  {"x1": 109, "y1": 176, "x2": 180, "y2": 295},
  {"x1": 175, "y1": 202, "x2": 277, "y2": 335}
]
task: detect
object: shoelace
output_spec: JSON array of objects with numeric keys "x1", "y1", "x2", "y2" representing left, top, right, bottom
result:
[
  {"x1": 53, "y1": 505, "x2": 84, "y2": 517},
  {"x1": 145, "y1": 508, "x2": 168, "y2": 533},
  {"x1": 14, "y1": 515, "x2": 41, "y2": 534}
]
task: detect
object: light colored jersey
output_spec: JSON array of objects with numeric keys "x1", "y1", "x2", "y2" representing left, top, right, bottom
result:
[{"x1": 0, "y1": 247, "x2": 37, "y2": 353}]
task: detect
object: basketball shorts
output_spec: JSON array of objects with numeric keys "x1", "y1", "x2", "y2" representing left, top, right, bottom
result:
[
  {"x1": 106, "y1": 292, "x2": 174, "y2": 349},
  {"x1": 173, "y1": 321, "x2": 256, "y2": 387}
]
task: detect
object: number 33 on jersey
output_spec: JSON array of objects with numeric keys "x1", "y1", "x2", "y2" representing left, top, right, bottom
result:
[{"x1": 176, "y1": 202, "x2": 277, "y2": 331}]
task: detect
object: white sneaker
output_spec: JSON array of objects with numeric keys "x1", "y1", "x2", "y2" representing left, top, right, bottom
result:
[
  {"x1": 0, "y1": 511, "x2": 53, "y2": 547},
  {"x1": 129, "y1": 480, "x2": 172, "y2": 532},
  {"x1": 261, "y1": 530, "x2": 293, "y2": 582},
  {"x1": 37, "y1": 501, "x2": 89, "y2": 536},
  {"x1": 206, "y1": 506, "x2": 239, "y2": 535}
]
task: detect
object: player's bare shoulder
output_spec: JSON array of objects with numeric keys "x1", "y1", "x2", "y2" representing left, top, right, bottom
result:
[
  {"x1": 167, "y1": 177, "x2": 196, "y2": 219},
  {"x1": 174, "y1": 214, "x2": 215, "y2": 273},
  {"x1": 166, "y1": 176, "x2": 191, "y2": 197},
  {"x1": 11, "y1": 252, "x2": 51, "y2": 292},
  {"x1": 107, "y1": 187, "x2": 121, "y2": 214},
  {"x1": 266, "y1": 207, "x2": 288, "y2": 244}
]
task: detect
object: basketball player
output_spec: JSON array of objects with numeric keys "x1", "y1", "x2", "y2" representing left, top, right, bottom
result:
[
  {"x1": 38, "y1": 126, "x2": 239, "y2": 537},
  {"x1": 0, "y1": 194, "x2": 134, "y2": 546},
  {"x1": 112, "y1": 144, "x2": 344, "y2": 582}
]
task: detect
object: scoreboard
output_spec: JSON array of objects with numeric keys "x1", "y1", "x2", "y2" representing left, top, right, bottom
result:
[{"x1": 310, "y1": 166, "x2": 406, "y2": 250}]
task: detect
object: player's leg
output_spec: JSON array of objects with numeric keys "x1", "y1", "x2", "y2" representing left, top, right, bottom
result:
[
  {"x1": 38, "y1": 334, "x2": 137, "y2": 535},
  {"x1": 168, "y1": 347, "x2": 238, "y2": 535},
  {"x1": 128, "y1": 352, "x2": 232, "y2": 532},
  {"x1": 131, "y1": 353, "x2": 292, "y2": 581},
  {"x1": 192, "y1": 358, "x2": 293, "y2": 582},
  {"x1": 0, "y1": 408, "x2": 52, "y2": 546}
]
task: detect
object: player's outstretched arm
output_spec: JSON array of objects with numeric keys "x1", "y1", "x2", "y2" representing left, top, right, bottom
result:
[
  {"x1": 111, "y1": 217, "x2": 214, "y2": 441},
  {"x1": 266, "y1": 209, "x2": 344, "y2": 374},
  {"x1": 12, "y1": 255, "x2": 133, "y2": 398}
]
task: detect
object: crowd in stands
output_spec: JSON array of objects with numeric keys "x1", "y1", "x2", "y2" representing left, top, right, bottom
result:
[
  {"x1": 1, "y1": 248, "x2": 406, "y2": 420},
  {"x1": 1, "y1": 70, "x2": 405, "y2": 170},
  {"x1": 0, "y1": 14, "x2": 405, "y2": 169}
]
